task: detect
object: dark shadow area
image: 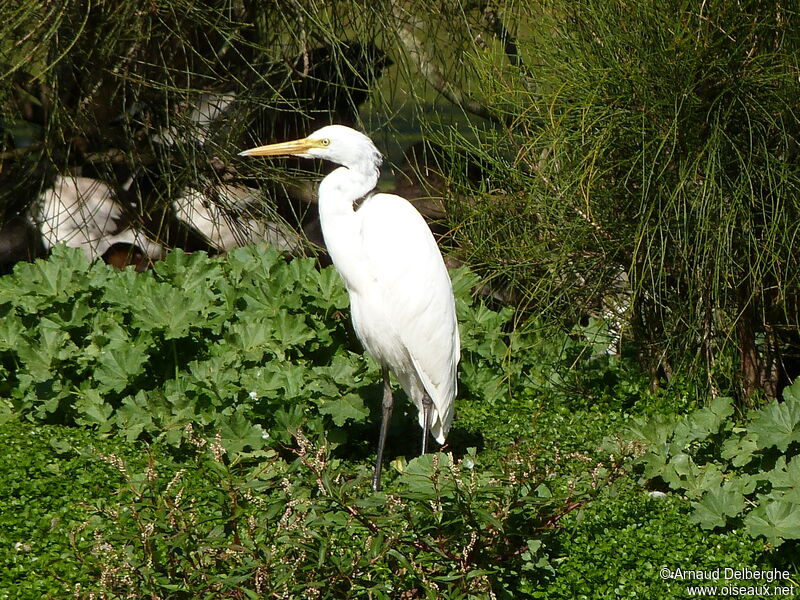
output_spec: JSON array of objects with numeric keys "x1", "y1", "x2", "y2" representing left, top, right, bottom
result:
[{"x1": 331, "y1": 381, "x2": 484, "y2": 466}]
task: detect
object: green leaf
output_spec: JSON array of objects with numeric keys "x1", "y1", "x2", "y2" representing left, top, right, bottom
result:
[
  {"x1": 744, "y1": 499, "x2": 800, "y2": 545},
  {"x1": 690, "y1": 482, "x2": 746, "y2": 530},
  {"x1": 782, "y1": 377, "x2": 800, "y2": 404},
  {"x1": 115, "y1": 392, "x2": 155, "y2": 441},
  {"x1": 0, "y1": 245, "x2": 89, "y2": 311},
  {"x1": 659, "y1": 453, "x2": 723, "y2": 498},
  {"x1": 0, "y1": 313, "x2": 24, "y2": 351},
  {"x1": 399, "y1": 452, "x2": 454, "y2": 495},
  {"x1": 317, "y1": 393, "x2": 369, "y2": 426},
  {"x1": 720, "y1": 432, "x2": 760, "y2": 468},
  {"x1": 273, "y1": 309, "x2": 314, "y2": 348},
  {"x1": 217, "y1": 410, "x2": 270, "y2": 455},
  {"x1": 749, "y1": 395, "x2": 800, "y2": 451},
  {"x1": 764, "y1": 456, "x2": 800, "y2": 503},
  {"x1": 140, "y1": 284, "x2": 207, "y2": 339},
  {"x1": 227, "y1": 318, "x2": 276, "y2": 358},
  {"x1": 308, "y1": 354, "x2": 367, "y2": 395},
  {"x1": 239, "y1": 361, "x2": 307, "y2": 401},
  {"x1": 313, "y1": 266, "x2": 348, "y2": 309},
  {"x1": 153, "y1": 249, "x2": 222, "y2": 300},
  {"x1": 94, "y1": 343, "x2": 149, "y2": 393},
  {"x1": 449, "y1": 266, "x2": 482, "y2": 301},
  {"x1": 626, "y1": 416, "x2": 672, "y2": 453},
  {"x1": 769, "y1": 455, "x2": 800, "y2": 489},
  {"x1": 74, "y1": 389, "x2": 114, "y2": 432},
  {"x1": 671, "y1": 396, "x2": 733, "y2": 448},
  {"x1": 16, "y1": 319, "x2": 70, "y2": 381}
]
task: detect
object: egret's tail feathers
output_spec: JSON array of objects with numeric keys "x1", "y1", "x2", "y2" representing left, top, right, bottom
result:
[
  {"x1": 401, "y1": 356, "x2": 456, "y2": 446},
  {"x1": 424, "y1": 407, "x2": 452, "y2": 446}
]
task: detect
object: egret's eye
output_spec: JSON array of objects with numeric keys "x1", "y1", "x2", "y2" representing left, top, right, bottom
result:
[{"x1": 320, "y1": 138, "x2": 331, "y2": 146}]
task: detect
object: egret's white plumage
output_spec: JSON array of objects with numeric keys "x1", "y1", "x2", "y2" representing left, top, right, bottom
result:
[{"x1": 240, "y1": 125, "x2": 459, "y2": 491}]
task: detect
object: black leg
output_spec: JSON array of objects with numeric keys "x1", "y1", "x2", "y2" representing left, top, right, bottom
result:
[
  {"x1": 421, "y1": 392, "x2": 433, "y2": 455},
  {"x1": 372, "y1": 366, "x2": 393, "y2": 492}
]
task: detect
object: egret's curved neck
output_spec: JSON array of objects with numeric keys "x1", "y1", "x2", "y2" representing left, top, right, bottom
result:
[
  {"x1": 318, "y1": 164, "x2": 378, "y2": 214},
  {"x1": 317, "y1": 164, "x2": 379, "y2": 292}
]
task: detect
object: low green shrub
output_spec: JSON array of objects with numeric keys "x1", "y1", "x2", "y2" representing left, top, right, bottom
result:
[
  {"x1": 0, "y1": 420, "x2": 128, "y2": 599},
  {"x1": 70, "y1": 429, "x2": 641, "y2": 599},
  {"x1": 530, "y1": 477, "x2": 772, "y2": 599},
  {"x1": 1, "y1": 245, "x2": 784, "y2": 598},
  {"x1": 0, "y1": 244, "x2": 362, "y2": 449},
  {"x1": 629, "y1": 379, "x2": 800, "y2": 547},
  {"x1": 0, "y1": 244, "x2": 645, "y2": 458}
]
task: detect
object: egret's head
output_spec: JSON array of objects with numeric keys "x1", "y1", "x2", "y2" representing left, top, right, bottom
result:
[{"x1": 239, "y1": 124, "x2": 382, "y2": 172}]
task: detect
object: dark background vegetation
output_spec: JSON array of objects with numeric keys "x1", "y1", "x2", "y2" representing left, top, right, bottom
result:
[
  {"x1": 0, "y1": 1, "x2": 799, "y2": 598},
  {"x1": 2, "y1": 0, "x2": 798, "y2": 404}
]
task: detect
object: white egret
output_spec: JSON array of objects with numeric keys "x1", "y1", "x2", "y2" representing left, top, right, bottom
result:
[{"x1": 240, "y1": 125, "x2": 460, "y2": 492}]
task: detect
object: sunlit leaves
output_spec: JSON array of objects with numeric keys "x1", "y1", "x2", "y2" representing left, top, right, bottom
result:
[
  {"x1": 73, "y1": 389, "x2": 115, "y2": 432},
  {"x1": 0, "y1": 312, "x2": 24, "y2": 351},
  {"x1": 690, "y1": 483, "x2": 747, "y2": 530},
  {"x1": 630, "y1": 383, "x2": 800, "y2": 545},
  {"x1": 92, "y1": 341, "x2": 148, "y2": 391},
  {"x1": 217, "y1": 409, "x2": 271, "y2": 455},
  {"x1": 749, "y1": 379, "x2": 800, "y2": 451},
  {"x1": 744, "y1": 501, "x2": 800, "y2": 545},
  {"x1": 15, "y1": 320, "x2": 70, "y2": 381},
  {"x1": 670, "y1": 396, "x2": 734, "y2": 447},
  {"x1": 0, "y1": 244, "x2": 554, "y2": 457},
  {"x1": 0, "y1": 245, "x2": 367, "y2": 445},
  {"x1": 0, "y1": 244, "x2": 91, "y2": 312},
  {"x1": 316, "y1": 393, "x2": 369, "y2": 426}
]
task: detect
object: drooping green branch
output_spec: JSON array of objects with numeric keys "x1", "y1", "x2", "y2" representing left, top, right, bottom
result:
[{"x1": 389, "y1": 1, "x2": 504, "y2": 124}]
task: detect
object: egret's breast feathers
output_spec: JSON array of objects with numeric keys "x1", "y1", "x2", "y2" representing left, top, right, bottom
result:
[{"x1": 353, "y1": 193, "x2": 459, "y2": 423}]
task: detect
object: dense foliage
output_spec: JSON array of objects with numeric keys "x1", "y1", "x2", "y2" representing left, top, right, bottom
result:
[
  {"x1": 0, "y1": 244, "x2": 359, "y2": 449},
  {"x1": 2, "y1": 0, "x2": 800, "y2": 597},
  {"x1": 0, "y1": 416, "x2": 772, "y2": 600},
  {"x1": 3, "y1": 1, "x2": 798, "y2": 398},
  {"x1": 630, "y1": 382, "x2": 800, "y2": 546},
  {"x1": 432, "y1": 0, "x2": 800, "y2": 400},
  {"x1": 0, "y1": 244, "x2": 587, "y2": 455},
  {"x1": 0, "y1": 246, "x2": 794, "y2": 598}
]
